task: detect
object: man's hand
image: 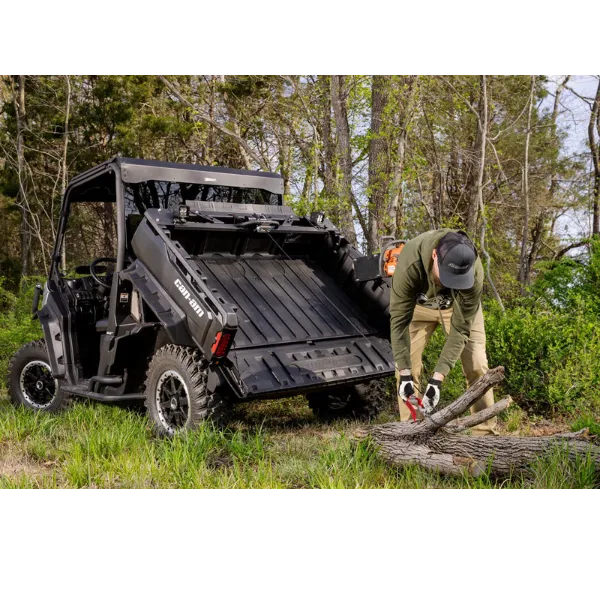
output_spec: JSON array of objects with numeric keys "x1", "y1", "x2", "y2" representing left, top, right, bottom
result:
[
  {"x1": 398, "y1": 374, "x2": 416, "y2": 403},
  {"x1": 423, "y1": 377, "x2": 443, "y2": 413}
]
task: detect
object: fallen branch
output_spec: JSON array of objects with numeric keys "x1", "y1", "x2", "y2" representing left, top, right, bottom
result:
[
  {"x1": 444, "y1": 396, "x2": 512, "y2": 433},
  {"x1": 360, "y1": 368, "x2": 600, "y2": 477}
]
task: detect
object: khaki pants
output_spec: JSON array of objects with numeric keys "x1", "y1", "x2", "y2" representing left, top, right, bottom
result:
[{"x1": 396, "y1": 303, "x2": 496, "y2": 435}]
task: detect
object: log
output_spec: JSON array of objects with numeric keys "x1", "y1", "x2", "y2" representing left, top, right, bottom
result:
[
  {"x1": 443, "y1": 396, "x2": 513, "y2": 433},
  {"x1": 421, "y1": 366, "x2": 506, "y2": 431},
  {"x1": 374, "y1": 431, "x2": 600, "y2": 477},
  {"x1": 361, "y1": 367, "x2": 600, "y2": 477}
]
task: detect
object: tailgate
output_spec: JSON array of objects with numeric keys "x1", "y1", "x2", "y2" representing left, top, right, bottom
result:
[{"x1": 228, "y1": 334, "x2": 395, "y2": 398}]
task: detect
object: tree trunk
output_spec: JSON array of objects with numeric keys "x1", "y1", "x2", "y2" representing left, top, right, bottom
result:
[
  {"x1": 103, "y1": 202, "x2": 115, "y2": 256},
  {"x1": 221, "y1": 84, "x2": 263, "y2": 171},
  {"x1": 374, "y1": 427, "x2": 599, "y2": 477},
  {"x1": 360, "y1": 367, "x2": 600, "y2": 477},
  {"x1": 526, "y1": 211, "x2": 546, "y2": 283},
  {"x1": 275, "y1": 129, "x2": 292, "y2": 200},
  {"x1": 465, "y1": 76, "x2": 488, "y2": 237},
  {"x1": 331, "y1": 75, "x2": 363, "y2": 246},
  {"x1": 472, "y1": 76, "x2": 504, "y2": 310},
  {"x1": 366, "y1": 75, "x2": 391, "y2": 253},
  {"x1": 527, "y1": 76, "x2": 569, "y2": 281},
  {"x1": 207, "y1": 76, "x2": 216, "y2": 165},
  {"x1": 13, "y1": 75, "x2": 29, "y2": 280},
  {"x1": 319, "y1": 75, "x2": 338, "y2": 205},
  {"x1": 519, "y1": 76, "x2": 536, "y2": 291},
  {"x1": 387, "y1": 76, "x2": 418, "y2": 238},
  {"x1": 60, "y1": 75, "x2": 71, "y2": 273},
  {"x1": 589, "y1": 78, "x2": 600, "y2": 237},
  {"x1": 300, "y1": 169, "x2": 312, "y2": 208}
]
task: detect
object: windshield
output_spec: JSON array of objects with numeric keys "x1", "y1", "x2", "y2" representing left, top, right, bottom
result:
[{"x1": 124, "y1": 181, "x2": 281, "y2": 215}]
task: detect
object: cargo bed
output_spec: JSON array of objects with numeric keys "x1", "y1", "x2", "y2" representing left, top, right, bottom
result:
[
  {"x1": 194, "y1": 255, "x2": 394, "y2": 398},
  {"x1": 194, "y1": 256, "x2": 375, "y2": 347}
]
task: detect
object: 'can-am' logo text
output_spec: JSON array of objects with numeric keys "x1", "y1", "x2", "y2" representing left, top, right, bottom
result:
[{"x1": 174, "y1": 279, "x2": 205, "y2": 317}]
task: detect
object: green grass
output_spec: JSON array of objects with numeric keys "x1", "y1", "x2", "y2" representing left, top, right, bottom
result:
[
  {"x1": 571, "y1": 413, "x2": 600, "y2": 437},
  {"x1": 0, "y1": 394, "x2": 597, "y2": 488}
]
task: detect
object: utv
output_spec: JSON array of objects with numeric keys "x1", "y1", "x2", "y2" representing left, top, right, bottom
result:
[{"x1": 7, "y1": 158, "x2": 396, "y2": 436}]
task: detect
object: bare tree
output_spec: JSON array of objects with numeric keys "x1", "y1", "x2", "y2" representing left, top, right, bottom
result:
[
  {"x1": 158, "y1": 75, "x2": 269, "y2": 171},
  {"x1": 590, "y1": 77, "x2": 600, "y2": 237},
  {"x1": 442, "y1": 76, "x2": 488, "y2": 236},
  {"x1": 319, "y1": 76, "x2": 338, "y2": 207},
  {"x1": 12, "y1": 76, "x2": 30, "y2": 279},
  {"x1": 366, "y1": 75, "x2": 391, "y2": 253},
  {"x1": 518, "y1": 75, "x2": 536, "y2": 291},
  {"x1": 387, "y1": 76, "x2": 418, "y2": 238},
  {"x1": 59, "y1": 75, "x2": 71, "y2": 272},
  {"x1": 465, "y1": 76, "x2": 488, "y2": 236},
  {"x1": 526, "y1": 76, "x2": 570, "y2": 278},
  {"x1": 331, "y1": 75, "x2": 364, "y2": 246}
]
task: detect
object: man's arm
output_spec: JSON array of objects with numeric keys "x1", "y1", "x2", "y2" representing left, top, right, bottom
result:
[
  {"x1": 390, "y1": 261, "x2": 420, "y2": 372},
  {"x1": 433, "y1": 260, "x2": 484, "y2": 376}
]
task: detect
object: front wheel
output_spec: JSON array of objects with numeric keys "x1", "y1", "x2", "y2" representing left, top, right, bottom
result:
[
  {"x1": 144, "y1": 345, "x2": 227, "y2": 437},
  {"x1": 307, "y1": 379, "x2": 388, "y2": 422},
  {"x1": 7, "y1": 340, "x2": 70, "y2": 412}
]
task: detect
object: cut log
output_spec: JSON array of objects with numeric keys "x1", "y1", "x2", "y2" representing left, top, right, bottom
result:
[
  {"x1": 443, "y1": 396, "x2": 512, "y2": 433},
  {"x1": 373, "y1": 430, "x2": 600, "y2": 477},
  {"x1": 360, "y1": 367, "x2": 600, "y2": 477}
]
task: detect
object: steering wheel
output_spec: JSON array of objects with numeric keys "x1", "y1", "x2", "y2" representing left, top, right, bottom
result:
[{"x1": 90, "y1": 257, "x2": 117, "y2": 289}]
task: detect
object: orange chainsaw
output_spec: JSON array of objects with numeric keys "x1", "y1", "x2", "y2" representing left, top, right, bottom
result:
[
  {"x1": 352, "y1": 237, "x2": 406, "y2": 283},
  {"x1": 380, "y1": 238, "x2": 406, "y2": 278}
]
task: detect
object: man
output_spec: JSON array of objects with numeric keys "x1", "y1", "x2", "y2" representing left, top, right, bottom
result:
[{"x1": 389, "y1": 229, "x2": 496, "y2": 436}]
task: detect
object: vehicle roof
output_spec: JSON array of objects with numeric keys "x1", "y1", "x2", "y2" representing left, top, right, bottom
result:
[{"x1": 67, "y1": 157, "x2": 284, "y2": 196}]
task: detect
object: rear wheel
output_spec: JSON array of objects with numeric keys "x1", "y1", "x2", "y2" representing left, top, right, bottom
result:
[
  {"x1": 307, "y1": 379, "x2": 388, "y2": 421},
  {"x1": 7, "y1": 340, "x2": 69, "y2": 412},
  {"x1": 144, "y1": 344, "x2": 226, "y2": 437}
]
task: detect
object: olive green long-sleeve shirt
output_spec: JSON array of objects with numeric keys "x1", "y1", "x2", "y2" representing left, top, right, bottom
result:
[{"x1": 389, "y1": 229, "x2": 484, "y2": 376}]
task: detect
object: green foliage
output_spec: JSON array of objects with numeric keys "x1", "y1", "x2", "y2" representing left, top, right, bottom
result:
[
  {"x1": 0, "y1": 278, "x2": 43, "y2": 386},
  {"x1": 482, "y1": 243, "x2": 600, "y2": 416},
  {"x1": 527, "y1": 239, "x2": 600, "y2": 315},
  {"x1": 485, "y1": 302, "x2": 600, "y2": 415},
  {"x1": 571, "y1": 414, "x2": 600, "y2": 437}
]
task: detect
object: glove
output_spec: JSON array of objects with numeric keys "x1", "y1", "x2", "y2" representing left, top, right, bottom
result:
[
  {"x1": 423, "y1": 378, "x2": 442, "y2": 414},
  {"x1": 398, "y1": 375, "x2": 416, "y2": 402}
]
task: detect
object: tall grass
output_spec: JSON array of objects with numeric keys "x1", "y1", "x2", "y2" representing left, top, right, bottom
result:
[{"x1": 0, "y1": 397, "x2": 596, "y2": 489}]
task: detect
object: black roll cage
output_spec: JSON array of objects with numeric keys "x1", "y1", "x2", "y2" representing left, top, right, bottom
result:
[{"x1": 50, "y1": 157, "x2": 285, "y2": 281}]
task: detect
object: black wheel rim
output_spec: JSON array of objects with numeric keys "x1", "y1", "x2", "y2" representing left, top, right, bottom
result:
[
  {"x1": 19, "y1": 360, "x2": 57, "y2": 408},
  {"x1": 155, "y1": 370, "x2": 190, "y2": 433}
]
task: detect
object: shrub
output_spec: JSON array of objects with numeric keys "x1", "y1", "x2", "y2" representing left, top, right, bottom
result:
[
  {"x1": 419, "y1": 299, "x2": 600, "y2": 418},
  {"x1": 485, "y1": 302, "x2": 600, "y2": 415},
  {"x1": 0, "y1": 278, "x2": 44, "y2": 386}
]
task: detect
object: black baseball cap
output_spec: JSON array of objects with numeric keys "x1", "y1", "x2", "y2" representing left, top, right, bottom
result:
[{"x1": 436, "y1": 231, "x2": 477, "y2": 290}]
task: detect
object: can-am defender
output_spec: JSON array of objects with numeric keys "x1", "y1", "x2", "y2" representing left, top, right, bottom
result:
[{"x1": 7, "y1": 158, "x2": 396, "y2": 436}]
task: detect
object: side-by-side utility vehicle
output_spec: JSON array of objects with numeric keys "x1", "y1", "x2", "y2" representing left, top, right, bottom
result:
[{"x1": 8, "y1": 158, "x2": 396, "y2": 435}]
